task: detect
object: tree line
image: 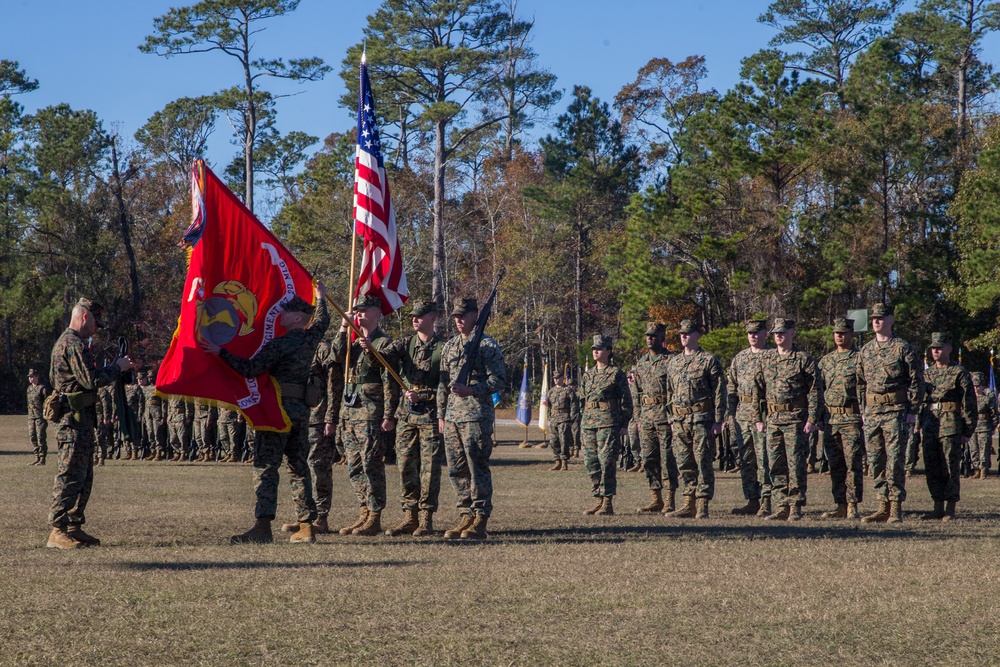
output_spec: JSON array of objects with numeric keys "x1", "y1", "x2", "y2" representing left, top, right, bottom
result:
[{"x1": 3, "y1": 0, "x2": 1000, "y2": 411}]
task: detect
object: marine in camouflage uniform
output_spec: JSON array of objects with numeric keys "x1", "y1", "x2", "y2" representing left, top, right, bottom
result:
[
  {"x1": 437, "y1": 297, "x2": 508, "y2": 539},
  {"x1": 817, "y1": 318, "x2": 864, "y2": 519},
  {"x1": 217, "y1": 408, "x2": 245, "y2": 462},
  {"x1": 569, "y1": 377, "x2": 582, "y2": 457},
  {"x1": 333, "y1": 294, "x2": 400, "y2": 537},
  {"x1": 920, "y1": 333, "x2": 976, "y2": 520},
  {"x1": 191, "y1": 400, "x2": 214, "y2": 462},
  {"x1": 856, "y1": 303, "x2": 923, "y2": 523},
  {"x1": 970, "y1": 372, "x2": 998, "y2": 478},
  {"x1": 631, "y1": 322, "x2": 679, "y2": 513},
  {"x1": 624, "y1": 376, "x2": 642, "y2": 472},
  {"x1": 123, "y1": 380, "x2": 144, "y2": 460},
  {"x1": 726, "y1": 319, "x2": 772, "y2": 516},
  {"x1": 384, "y1": 300, "x2": 445, "y2": 537},
  {"x1": 140, "y1": 372, "x2": 166, "y2": 461},
  {"x1": 167, "y1": 396, "x2": 194, "y2": 461},
  {"x1": 95, "y1": 385, "x2": 114, "y2": 465},
  {"x1": 207, "y1": 289, "x2": 330, "y2": 545},
  {"x1": 579, "y1": 334, "x2": 632, "y2": 517},
  {"x1": 46, "y1": 298, "x2": 131, "y2": 549},
  {"x1": 303, "y1": 340, "x2": 343, "y2": 532},
  {"x1": 546, "y1": 372, "x2": 580, "y2": 470},
  {"x1": 26, "y1": 368, "x2": 50, "y2": 466},
  {"x1": 664, "y1": 319, "x2": 725, "y2": 519},
  {"x1": 750, "y1": 318, "x2": 821, "y2": 520}
]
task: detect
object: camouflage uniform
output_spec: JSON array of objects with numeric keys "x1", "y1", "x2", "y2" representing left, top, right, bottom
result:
[
  {"x1": 96, "y1": 386, "x2": 114, "y2": 462},
  {"x1": 921, "y1": 340, "x2": 976, "y2": 504},
  {"x1": 971, "y1": 373, "x2": 998, "y2": 474},
  {"x1": 218, "y1": 408, "x2": 245, "y2": 461},
  {"x1": 726, "y1": 333, "x2": 771, "y2": 503},
  {"x1": 626, "y1": 379, "x2": 642, "y2": 468},
  {"x1": 856, "y1": 323, "x2": 923, "y2": 504},
  {"x1": 665, "y1": 330, "x2": 725, "y2": 502},
  {"x1": 334, "y1": 320, "x2": 399, "y2": 514},
  {"x1": 632, "y1": 341, "x2": 679, "y2": 493},
  {"x1": 141, "y1": 379, "x2": 166, "y2": 459},
  {"x1": 219, "y1": 297, "x2": 329, "y2": 523},
  {"x1": 391, "y1": 329, "x2": 446, "y2": 512},
  {"x1": 546, "y1": 382, "x2": 580, "y2": 461},
  {"x1": 818, "y1": 338, "x2": 864, "y2": 505},
  {"x1": 579, "y1": 342, "x2": 632, "y2": 500},
  {"x1": 124, "y1": 382, "x2": 144, "y2": 458},
  {"x1": 166, "y1": 397, "x2": 194, "y2": 460},
  {"x1": 307, "y1": 340, "x2": 343, "y2": 519},
  {"x1": 48, "y1": 321, "x2": 122, "y2": 528},
  {"x1": 192, "y1": 400, "x2": 216, "y2": 460},
  {"x1": 437, "y1": 306, "x2": 507, "y2": 518},
  {"x1": 27, "y1": 376, "x2": 50, "y2": 460}
]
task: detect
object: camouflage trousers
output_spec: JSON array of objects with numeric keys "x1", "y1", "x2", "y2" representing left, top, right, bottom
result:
[
  {"x1": 923, "y1": 431, "x2": 962, "y2": 502},
  {"x1": 628, "y1": 421, "x2": 641, "y2": 464},
  {"x1": 396, "y1": 421, "x2": 444, "y2": 512},
  {"x1": 767, "y1": 420, "x2": 808, "y2": 508},
  {"x1": 167, "y1": 418, "x2": 191, "y2": 460},
  {"x1": 49, "y1": 415, "x2": 97, "y2": 527},
  {"x1": 219, "y1": 419, "x2": 246, "y2": 460},
  {"x1": 252, "y1": 402, "x2": 316, "y2": 522},
  {"x1": 639, "y1": 421, "x2": 678, "y2": 491},
  {"x1": 193, "y1": 419, "x2": 211, "y2": 458},
  {"x1": 732, "y1": 419, "x2": 769, "y2": 500},
  {"x1": 307, "y1": 424, "x2": 335, "y2": 517},
  {"x1": 582, "y1": 427, "x2": 620, "y2": 498},
  {"x1": 905, "y1": 428, "x2": 920, "y2": 472},
  {"x1": 143, "y1": 417, "x2": 166, "y2": 458},
  {"x1": 824, "y1": 422, "x2": 864, "y2": 504},
  {"x1": 548, "y1": 421, "x2": 575, "y2": 461},
  {"x1": 672, "y1": 421, "x2": 716, "y2": 500},
  {"x1": 344, "y1": 420, "x2": 387, "y2": 513},
  {"x1": 29, "y1": 417, "x2": 47, "y2": 457},
  {"x1": 864, "y1": 410, "x2": 909, "y2": 502},
  {"x1": 95, "y1": 421, "x2": 111, "y2": 462},
  {"x1": 970, "y1": 432, "x2": 993, "y2": 472},
  {"x1": 443, "y1": 420, "x2": 494, "y2": 516}
]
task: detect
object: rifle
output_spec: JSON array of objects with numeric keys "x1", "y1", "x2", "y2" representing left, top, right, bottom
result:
[
  {"x1": 453, "y1": 267, "x2": 506, "y2": 389},
  {"x1": 112, "y1": 336, "x2": 141, "y2": 447}
]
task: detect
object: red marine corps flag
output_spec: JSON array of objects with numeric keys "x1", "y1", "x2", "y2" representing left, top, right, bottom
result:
[{"x1": 155, "y1": 159, "x2": 314, "y2": 432}]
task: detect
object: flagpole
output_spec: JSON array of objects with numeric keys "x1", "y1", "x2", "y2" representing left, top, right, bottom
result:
[{"x1": 344, "y1": 50, "x2": 366, "y2": 395}]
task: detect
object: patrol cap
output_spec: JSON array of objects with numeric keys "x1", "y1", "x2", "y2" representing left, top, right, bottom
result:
[
  {"x1": 591, "y1": 334, "x2": 613, "y2": 350},
  {"x1": 744, "y1": 319, "x2": 767, "y2": 334},
  {"x1": 770, "y1": 318, "x2": 796, "y2": 333},
  {"x1": 409, "y1": 300, "x2": 438, "y2": 317},
  {"x1": 27, "y1": 368, "x2": 39, "y2": 377},
  {"x1": 283, "y1": 295, "x2": 315, "y2": 315},
  {"x1": 351, "y1": 294, "x2": 383, "y2": 312},
  {"x1": 972, "y1": 372, "x2": 986, "y2": 387},
  {"x1": 645, "y1": 321, "x2": 666, "y2": 336},
  {"x1": 929, "y1": 332, "x2": 952, "y2": 348},
  {"x1": 677, "y1": 319, "x2": 701, "y2": 334},
  {"x1": 76, "y1": 297, "x2": 106, "y2": 328},
  {"x1": 870, "y1": 303, "x2": 894, "y2": 318},
  {"x1": 451, "y1": 297, "x2": 478, "y2": 317},
  {"x1": 832, "y1": 317, "x2": 854, "y2": 334}
]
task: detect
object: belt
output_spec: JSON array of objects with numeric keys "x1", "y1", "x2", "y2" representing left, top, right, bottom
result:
[
  {"x1": 673, "y1": 400, "x2": 709, "y2": 416},
  {"x1": 930, "y1": 401, "x2": 958, "y2": 412},
  {"x1": 767, "y1": 397, "x2": 807, "y2": 413},
  {"x1": 826, "y1": 405, "x2": 859, "y2": 415},
  {"x1": 641, "y1": 394, "x2": 669, "y2": 406},
  {"x1": 737, "y1": 394, "x2": 754, "y2": 403},
  {"x1": 280, "y1": 383, "x2": 307, "y2": 400},
  {"x1": 867, "y1": 389, "x2": 907, "y2": 406},
  {"x1": 585, "y1": 399, "x2": 619, "y2": 411}
]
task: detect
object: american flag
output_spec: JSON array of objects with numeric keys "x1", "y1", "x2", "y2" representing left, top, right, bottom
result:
[{"x1": 353, "y1": 54, "x2": 408, "y2": 314}]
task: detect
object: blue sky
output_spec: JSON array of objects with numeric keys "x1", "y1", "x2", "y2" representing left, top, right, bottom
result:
[{"x1": 6, "y1": 0, "x2": 991, "y2": 184}]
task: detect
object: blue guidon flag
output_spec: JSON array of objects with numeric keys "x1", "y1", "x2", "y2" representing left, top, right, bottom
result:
[{"x1": 516, "y1": 357, "x2": 531, "y2": 426}]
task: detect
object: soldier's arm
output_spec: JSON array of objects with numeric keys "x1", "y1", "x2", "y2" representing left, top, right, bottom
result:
[
  {"x1": 477, "y1": 339, "x2": 507, "y2": 398},
  {"x1": 855, "y1": 354, "x2": 867, "y2": 412},
  {"x1": 570, "y1": 388, "x2": 580, "y2": 421},
  {"x1": 726, "y1": 359, "x2": 739, "y2": 418},
  {"x1": 437, "y1": 343, "x2": 451, "y2": 418},
  {"x1": 616, "y1": 370, "x2": 633, "y2": 428},
  {"x1": 806, "y1": 356, "x2": 821, "y2": 425},
  {"x1": 961, "y1": 371, "x2": 977, "y2": 438},
  {"x1": 377, "y1": 337, "x2": 400, "y2": 419},
  {"x1": 904, "y1": 344, "x2": 924, "y2": 418},
  {"x1": 990, "y1": 390, "x2": 999, "y2": 431},
  {"x1": 750, "y1": 366, "x2": 765, "y2": 423},
  {"x1": 307, "y1": 298, "x2": 331, "y2": 339},
  {"x1": 67, "y1": 341, "x2": 119, "y2": 390},
  {"x1": 710, "y1": 356, "x2": 726, "y2": 423},
  {"x1": 219, "y1": 339, "x2": 282, "y2": 379},
  {"x1": 325, "y1": 360, "x2": 343, "y2": 424},
  {"x1": 331, "y1": 330, "x2": 348, "y2": 363}
]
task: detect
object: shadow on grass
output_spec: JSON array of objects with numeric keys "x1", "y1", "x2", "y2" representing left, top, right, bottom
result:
[
  {"x1": 114, "y1": 559, "x2": 427, "y2": 572},
  {"x1": 489, "y1": 457, "x2": 557, "y2": 468},
  {"x1": 0, "y1": 449, "x2": 32, "y2": 456}
]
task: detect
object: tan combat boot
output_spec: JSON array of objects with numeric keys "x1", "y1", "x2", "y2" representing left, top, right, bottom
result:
[
  {"x1": 534, "y1": 442, "x2": 548, "y2": 449},
  {"x1": 731, "y1": 499, "x2": 761, "y2": 516},
  {"x1": 788, "y1": 504, "x2": 803, "y2": 521},
  {"x1": 922, "y1": 500, "x2": 945, "y2": 520},
  {"x1": 289, "y1": 522, "x2": 316, "y2": 544},
  {"x1": 339, "y1": 507, "x2": 369, "y2": 535},
  {"x1": 152, "y1": 451, "x2": 163, "y2": 462},
  {"x1": 756, "y1": 497, "x2": 772, "y2": 517},
  {"x1": 549, "y1": 460, "x2": 563, "y2": 471},
  {"x1": 941, "y1": 500, "x2": 957, "y2": 521},
  {"x1": 38, "y1": 454, "x2": 46, "y2": 466},
  {"x1": 766, "y1": 504, "x2": 791, "y2": 521},
  {"x1": 28, "y1": 455, "x2": 40, "y2": 466},
  {"x1": 67, "y1": 525, "x2": 101, "y2": 546},
  {"x1": 626, "y1": 462, "x2": 642, "y2": 473},
  {"x1": 584, "y1": 498, "x2": 605, "y2": 515},
  {"x1": 846, "y1": 502, "x2": 859, "y2": 519},
  {"x1": 279, "y1": 521, "x2": 301, "y2": 533},
  {"x1": 886, "y1": 499, "x2": 903, "y2": 524},
  {"x1": 412, "y1": 511, "x2": 434, "y2": 537},
  {"x1": 638, "y1": 489, "x2": 664, "y2": 514},
  {"x1": 351, "y1": 511, "x2": 382, "y2": 536},
  {"x1": 695, "y1": 498, "x2": 709, "y2": 519},
  {"x1": 230, "y1": 519, "x2": 273, "y2": 544},
  {"x1": 821, "y1": 503, "x2": 848, "y2": 519},
  {"x1": 312, "y1": 515, "x2": 330, "y2": 534},
  {"x1": 665, "y1": 495, "x2": 696, "y2": 518},
  {"x1": 460, "y1": 514, "x2": 489, "y2": 539},
  {"x1": 518, "y1": 441, "x2": 532, "y2": 449},
  {"x1": 596, "y1": 497, "x2": 615, "y2": 515},
  {"x1": 385, "y1": 509, "x2": 420, "y2": 536},
  {"x1": 444, "y1": 514, "x2": 474, "y2": 538},
  {"x1": 46, "y1": 527, "x2": 83, "y2": 549},
  {"x1": 664, "y1": 488, "x2": 677, "y2": 513},
  {"x1": 861, "y1": 500, "x2": 890, "y2": 523},
  {"x1": 170, "y1": 452, "x2": 182, "y2": 462}
]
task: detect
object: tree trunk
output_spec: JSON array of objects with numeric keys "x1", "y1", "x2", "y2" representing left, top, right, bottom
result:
[
  {"x1": 574, "y1": 222, "x2": 583, "y2": 347},
  {"x1": 110, "y1": 138, "x2": 142, "y2": 334},
  {"x1": 242, "y1": 19, "x2": 256, "y2": 212},
  {"x1": 432, "y1": 119, "x2": 447, "y2": 313}
]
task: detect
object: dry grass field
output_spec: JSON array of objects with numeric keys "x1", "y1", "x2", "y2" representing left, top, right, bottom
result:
[{"x1": 2, "y1": 413, "x2": 1000, "y2": 666}]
